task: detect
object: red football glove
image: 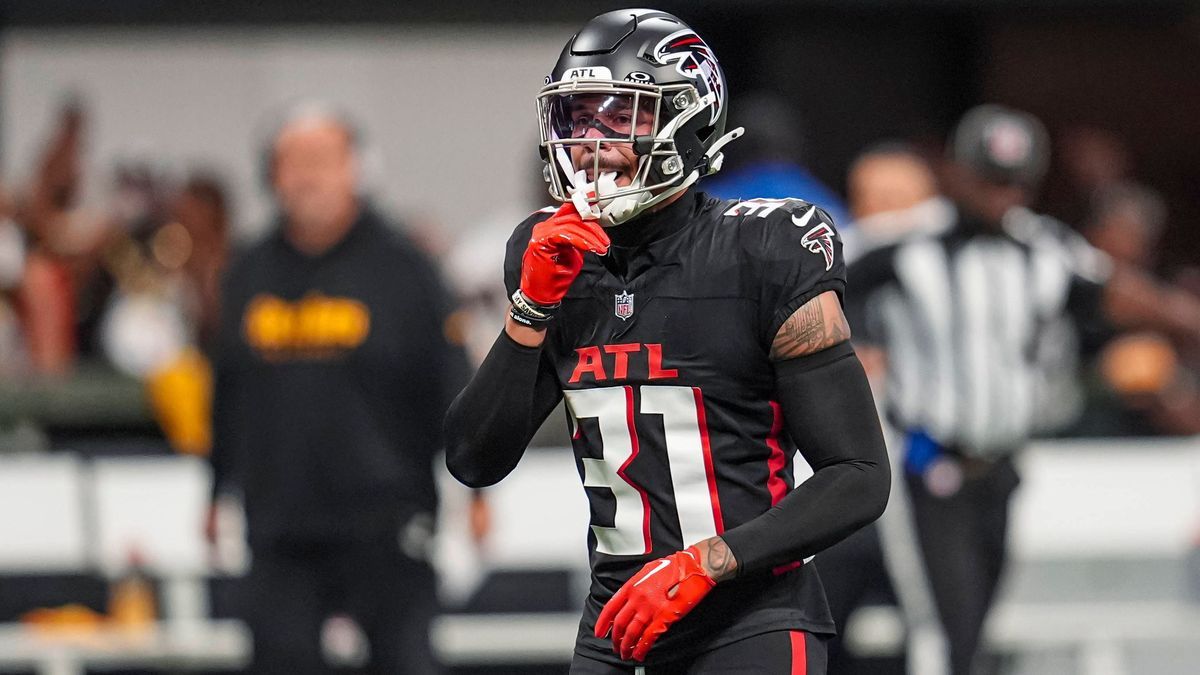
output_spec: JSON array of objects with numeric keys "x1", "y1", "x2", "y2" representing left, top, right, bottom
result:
[
  {"x1": 519, "y1": 204, "x2": 609, "y2": 306},
  {"x1": 594, "y1": 546, "x2": 717, "y2": 662}
]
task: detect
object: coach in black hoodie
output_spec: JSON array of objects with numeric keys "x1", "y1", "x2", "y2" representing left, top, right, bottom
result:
[{"x1": 209, "y1": 105, "x2": 468, "y2": 674}]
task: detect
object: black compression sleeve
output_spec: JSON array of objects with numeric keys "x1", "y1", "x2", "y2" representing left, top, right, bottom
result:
[
  {"x1": 719, "y1": 341, "x2": 890, "y2": 576},
  {"x1": 444, "y1": 330, "x2": 563, "y2": 488}
]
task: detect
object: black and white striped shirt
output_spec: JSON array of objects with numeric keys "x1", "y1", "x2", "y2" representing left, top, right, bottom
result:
[{"x1": 846, "y1": 205, "x2": 1111, "y2": 456}]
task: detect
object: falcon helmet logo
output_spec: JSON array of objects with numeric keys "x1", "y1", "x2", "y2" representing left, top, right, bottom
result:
[
  {"x1": 652, "y1": 30, "x2": 725, "y2": 125},
  {"x1": 800, "y1": 222, "x2": 836, "y2": 272},
  {"x1": 614, "y1": 291, "x2": 635, "y2": 321}
]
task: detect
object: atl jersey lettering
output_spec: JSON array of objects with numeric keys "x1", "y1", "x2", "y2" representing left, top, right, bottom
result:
[{"x1": 503, "y1": 192, "x2": 846, "y2": 665}]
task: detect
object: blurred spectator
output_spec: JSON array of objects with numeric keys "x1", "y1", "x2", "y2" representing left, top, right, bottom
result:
[
  {"x1": 702, "y1": 91, "x2": 851, "y2": 225},
  {"x1": 1045, "y1": 125, "x2": 1133, "y2": 228},
  {"x1": 11, "y1": 102, "x2": 92, "y2": 375},
  {"x1": 71, "y1": 166, "x2": 231, "y2": 454},
  {"x1": 842, "y1": 142, "x2": 951, "y2": 262},
  {"x1": 95, "y1": 166, "x2": 186, "y2": 370},
  {"x1": 1070, "y1": 183, "x2": 1200, "y2": 436},
  {"x1": 132, "y1": 175, "x2": 233, "y2": 455},
  {"x1": 3, "y1": 102, "x2": 190, "y2": 383},
  {"x1": 170, "y1": 175, "x2": 231, "y2": 349},
  {"x1": 209, "y1": 103, "x2": 470, "y2": 674},
  {"x1": 848, "y1": 142, "x2": 938, "y2": 222},
  {"x1": 1085, "y1": 182, "x2": 1167, "y2": 270}
]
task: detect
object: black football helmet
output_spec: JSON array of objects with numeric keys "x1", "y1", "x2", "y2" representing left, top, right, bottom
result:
[
  {"x1": 950, "y1": 104, "x2": 1050, "y2": 187},
  {"x1": 537, "y1": 9, "x2": 743, "y2": 226}
]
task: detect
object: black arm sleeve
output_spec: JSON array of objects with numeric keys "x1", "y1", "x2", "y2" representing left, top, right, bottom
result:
[
  {"x1": 719, "y1": 341, "x2": 891, "y2": 575},
  {"x1": 443, "y1": 330, "x2": 563, "y2": 488}
]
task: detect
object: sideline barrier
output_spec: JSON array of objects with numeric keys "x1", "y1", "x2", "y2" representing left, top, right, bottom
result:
[{"x1": 0, "y1": 437, "x2": 1196, "y2": 673}]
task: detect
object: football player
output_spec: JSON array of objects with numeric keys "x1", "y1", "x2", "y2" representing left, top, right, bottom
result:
[{"x1": 445, "y1": 9, "x2": 889, "y2": 673}]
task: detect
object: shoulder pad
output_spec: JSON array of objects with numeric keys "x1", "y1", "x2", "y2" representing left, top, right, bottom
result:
[
  {"x1": 730, "y1": 198, "x2": 847, "y2": 348},
  {"x1": 720, "y1": 197, "x2": 818, "y2": 222},
  {"x1": 735, "y1": 198, "x2": 842, "y2": 275}
]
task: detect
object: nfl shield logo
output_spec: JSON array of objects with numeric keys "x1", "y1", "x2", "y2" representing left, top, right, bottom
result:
[{"x1": 614, "y1": 291, "x2": 635, "y2": 321}]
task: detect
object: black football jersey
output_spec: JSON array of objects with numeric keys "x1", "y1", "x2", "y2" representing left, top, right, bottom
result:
[{"x1": 503, "y1": 191, "x2": 846, "y2": 666}]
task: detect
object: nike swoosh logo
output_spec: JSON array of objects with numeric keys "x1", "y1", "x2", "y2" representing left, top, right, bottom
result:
[
  {"x1": 633, "y1": 559, "x2": 673, "y2": 587},
  {"x1": 791, "y1": 207, "x2": 816, "y2": 229}
]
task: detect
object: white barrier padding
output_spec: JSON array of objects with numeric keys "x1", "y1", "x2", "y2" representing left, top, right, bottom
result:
[
  {"x1": 1012, "y1": 438, "x2": 1200, "y2": 558},
  {"x1": 91, "y1": 456, "x2": 211, "y2": 576},
  {"x1": 0, "y1": 454, "x2": 87, "y2": 571}
]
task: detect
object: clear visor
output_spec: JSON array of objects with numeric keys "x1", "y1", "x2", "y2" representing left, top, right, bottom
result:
[
  {"x1": 537, "y1": 82, "x2": 691, "y2": 207},
  {"x1": 547, "y1": 92, "x2": 657, "y2": 142}
]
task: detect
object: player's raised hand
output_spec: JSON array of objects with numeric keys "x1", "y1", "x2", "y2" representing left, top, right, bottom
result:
[
  {"x1": 594, "y1": 546, "x2": 716, "y2": 662},
  {"x1": 520, "y1": 203, "x2": 609, "y2": 305},
  {"x1": 509, "y1": 203, "x2": 609, "y2": 331}
]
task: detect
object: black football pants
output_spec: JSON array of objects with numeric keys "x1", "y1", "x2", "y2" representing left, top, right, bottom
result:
[
  {"x1": 904, "y1": 456, "x2": 1018, "y2": 675},
  {"x1": 822, "y1": 455, "x2": 1018, "y2": 675},
  {"x1": 243, "y1": 537, "x2": 439, "y2": 675},
  {"x1": 570, "y1": 630, "x2": 828, "y2": 674}
]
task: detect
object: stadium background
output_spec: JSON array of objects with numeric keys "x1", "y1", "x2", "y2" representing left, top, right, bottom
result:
[{"x1": 0, "y1": 0, "x2": 1197, "y2": 673}]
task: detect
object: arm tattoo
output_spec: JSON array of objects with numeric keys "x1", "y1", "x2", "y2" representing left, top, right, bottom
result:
[
  {"x1": 700, "y1": 536, "x2": 738, "y2": 582},
  {"x1": 770, "y1": 291, "x2": 851, "y2": 361}
]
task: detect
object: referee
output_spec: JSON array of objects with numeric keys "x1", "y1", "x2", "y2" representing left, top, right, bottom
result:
[
  {"x1": 841, "y1": 104, "x2": 1200, "y2": 674},
  {"x1": 208, "y1": 105, "x2": 469, "y2": 674}
]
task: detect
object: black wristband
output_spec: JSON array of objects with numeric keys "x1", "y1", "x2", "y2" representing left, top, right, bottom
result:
[{"x1": 509, "y1": 289, "x2": 559, "y2": 328}]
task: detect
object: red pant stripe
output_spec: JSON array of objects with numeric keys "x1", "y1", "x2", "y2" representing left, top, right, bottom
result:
[{"x1": 789, "y1": 630, "x2": 807, "y2": 675}]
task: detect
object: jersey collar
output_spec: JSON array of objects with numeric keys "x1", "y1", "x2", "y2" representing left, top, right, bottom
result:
[
  {"x1": 605, "y1": 189, "x2": 699, "y2": 250},
  {"x1": 593, "y1": 191, "x2": 705, "y2": 286}
]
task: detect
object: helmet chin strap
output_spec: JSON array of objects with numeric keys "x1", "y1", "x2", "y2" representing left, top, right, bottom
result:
[{"x1": 568, "y1": 126, "x2": 745, "y2": 227}]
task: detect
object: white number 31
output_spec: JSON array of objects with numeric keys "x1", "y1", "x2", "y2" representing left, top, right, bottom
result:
[{"x1": 564, "y1": 385, "x2": 724, "y2": 556}]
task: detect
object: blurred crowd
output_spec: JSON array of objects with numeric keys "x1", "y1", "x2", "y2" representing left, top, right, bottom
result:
[
  {"x1": 834, "y1": 122, "x2": 1200, "y2": 437},
  {"x1": 0, "y1": 102, "x2": 228, "y2": 452},
  {"x1": 0, "y1": 92, "x2": 1197, "y2": 457}
]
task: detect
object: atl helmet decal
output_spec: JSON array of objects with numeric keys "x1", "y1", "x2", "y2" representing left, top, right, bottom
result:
[{"x1": 652, "y1": 30, "x2": 725, "y2": 125}]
